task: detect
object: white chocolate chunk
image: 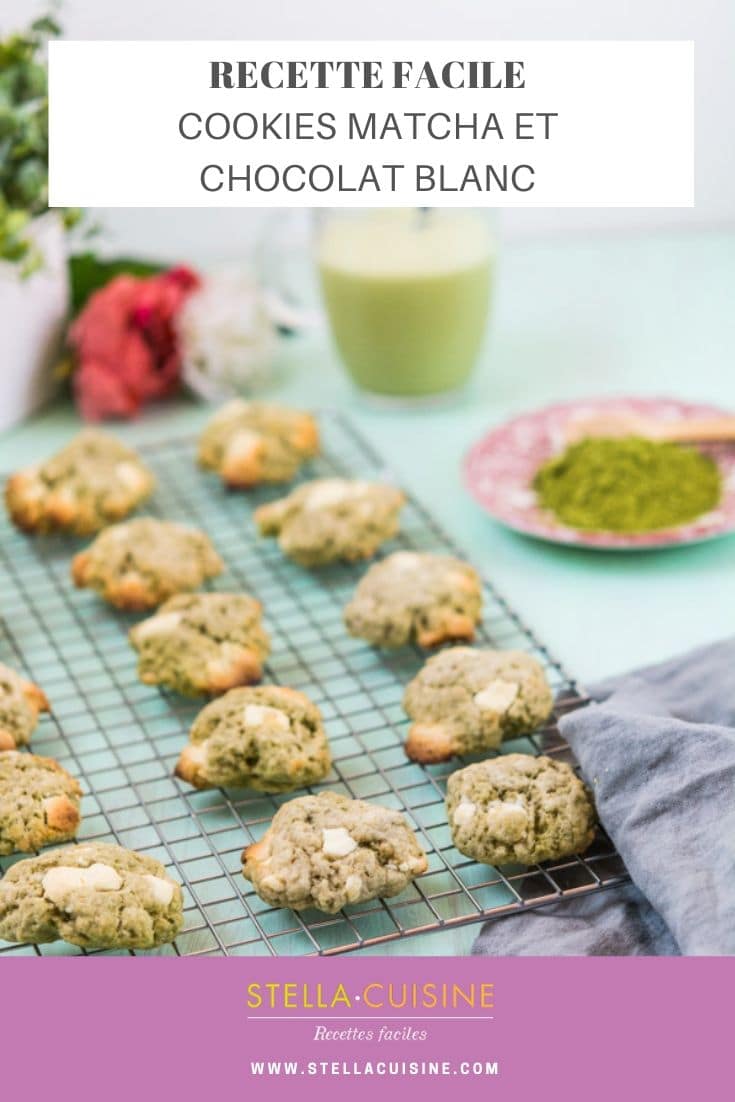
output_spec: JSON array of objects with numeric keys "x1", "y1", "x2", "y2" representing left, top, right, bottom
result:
[
  {"x1": 453, "y1": 800, "x2": 477, "y2": 828},
  {"x1": 474, "y1": 680, "x2": 519, "y2": 715},
  {"x1": 143, "y1": 875, "x2": 175, "y2": 906},
  {"x1": 134, "y1": 611, "x2": 183, "y2": 640},
  {"x1": 304, "y1": 479, "x2": 367, "y2": 511},
  {"x1": 21, "y1": 475, "x2": 44, "y2": 502},
  {"x1": 485, "y1": 800, "x2": 528, "y2": 842},
  {"x1": 321, "y1": 827, "x2": 358, "y2": 858},
  {"x1": 105, "y1": 524, "x2": 132, "y2": 542},
  {"x1": 225, "y1": 429, "x2": 263, "y2": 461},
  {"x1": 447, "y1": 569, "x2": 474, "y2": 589},
  {"x1": 390, "y1": 551, "x2": 422, "y2": 571},
  {"x1": 213, "y1": 398, "x2": 251, "y2": 424},
  {"x1": 115, "y1": 462, "x2": 148, "y2": 492},
  {"x1": 260, "y1": 874, "x2": 284, "y2": 893},
  {"x1": 43, "y1": 863, "x2": 122, "y2": 905},
  {"x1": 244, "y1": 704, "x2": 290, "y2": 730},
  {"x1": 345, "y1": 874, "x2": 363, "y2": 901},
  {"x1": 183, "y1": 743, "x2": 208, "y2": 767},
  {"x1": 207, "y1": 642, "x2": 250, "y2": 682},
  {"x1": 49, "y1": 486, "x2": 76, "y2": 508}
]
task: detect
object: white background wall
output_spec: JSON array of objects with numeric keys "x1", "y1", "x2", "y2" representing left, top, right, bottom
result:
[{"x1": 4, "y1": 0, "x2": 734, "y2": 262}]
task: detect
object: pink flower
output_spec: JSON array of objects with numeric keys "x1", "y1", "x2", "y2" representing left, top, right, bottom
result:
[{"x1": 70, "y1": 266, "x2": 200, "y2": 420}]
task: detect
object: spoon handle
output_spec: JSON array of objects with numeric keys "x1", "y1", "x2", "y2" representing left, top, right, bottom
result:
[{"x1": 658, "y1": 417, "x2": 735, "y2": 443}]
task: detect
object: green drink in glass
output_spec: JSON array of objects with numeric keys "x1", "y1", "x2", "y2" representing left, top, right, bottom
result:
[{"x1": 317, "y1": 209, "x2": 494, "y2": 399}]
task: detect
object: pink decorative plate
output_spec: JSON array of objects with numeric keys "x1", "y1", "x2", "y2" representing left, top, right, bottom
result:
[{"x1": 463, "y1": 396, "x2": 735, "y2": 550}]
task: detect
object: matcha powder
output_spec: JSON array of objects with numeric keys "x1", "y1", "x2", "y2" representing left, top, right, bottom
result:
[{"x1": 533, "y1": 436, "x2": 722, "y2": 534}]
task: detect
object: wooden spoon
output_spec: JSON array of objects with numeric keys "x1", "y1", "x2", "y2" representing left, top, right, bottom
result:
[{"x1": 564, "y1": 411, "x2": 735, "y2": 445}]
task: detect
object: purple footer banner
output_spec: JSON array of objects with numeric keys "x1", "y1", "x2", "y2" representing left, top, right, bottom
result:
[{"x1": 2, "y1": 956, "x2": 730, "y2": 1100}]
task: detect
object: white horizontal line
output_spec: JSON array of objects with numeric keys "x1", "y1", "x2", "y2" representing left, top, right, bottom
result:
[{"x1": 247, "y1": 1016, "x2": 494, "y2": 1021}]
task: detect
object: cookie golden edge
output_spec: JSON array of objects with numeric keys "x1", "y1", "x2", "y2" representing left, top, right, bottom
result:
[
  {"x1": 174, "y1": 685, "x2": 330, "y2": 790},
  {"x1": 135, "y1": 643, "x2": 266, "y2": 696},
  {"x1": 201, "y1": 412, "x2": 320, "y2": 489},
  {"x1": 0, "y1": 753, "x2": 82, "y2": 854},
  {"x1": 415, "y1": 613, "x2": 479, "y2": 648},
  {"x1": 37, "y1": 755, "x2": 82, "y2": 835},
  {"x1": 70, "y1": 542, "x2": 225, "y2": 611},
  {"x1": 254, "y1": 484, "x2": 406, "y2": 567},
  {"x1": 404, "y1": 723, "x2": 458, "y2": 764},
  {"x1": 72, "y1": 555, "x2": 162, "y2": 611},
  {"x1": 5, "y1": 469, "x2": 154, "y2": 537},
  {"x1": 0, "y1": 677, "x2": 51, "y2": 751},
  {"x1": 0, "y1": 843, "x2": 184, "y2": 949},
  {"x1": 240, "y1": 836, "x2": 430, "y2": 912}
]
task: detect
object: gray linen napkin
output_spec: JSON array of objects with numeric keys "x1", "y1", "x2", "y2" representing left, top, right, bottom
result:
[{"x1": 473, "y1": 638, "x2": 735, "y2": 956}]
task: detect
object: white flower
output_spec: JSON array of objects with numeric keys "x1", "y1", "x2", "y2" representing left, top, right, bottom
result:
[{"x1": 176, "y1": 267, "x2": 277, "y2": 400}]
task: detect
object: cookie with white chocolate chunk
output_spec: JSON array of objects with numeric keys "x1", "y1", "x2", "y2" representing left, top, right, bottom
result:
[
  {"x1": 175, "y1": 685, "x2": 331, "y2": 792},
  {"x1": 242, "y1": 791, "x2": 427, "y2": 913},
  {"x1": 403, "y1": 647, "x2": 553, "y2": 763},
  {"x1": 5, "y1": 430, "x2": 154, "y2": 535},
  {"x1": 198, "y1": 400, "x2": 320, "y2": 488},
  {"x1": 72, "y1": 517, "x2": 223, "y2": 610},
  {"x1": 129, "y1": 592, "x2": 270, "y2": 696},
  {"x1": 446, "y1": 754, "x2": 596, "y2": 867},
  {"x1": 0, "y1": 752, "x2": 81, "y2": 855},
  {"x1": 343, "y1": 551, "x2": 482, "y2": 648},
  {"x1": 0, "y1": 662, "x2": 50, "y2": 751},
  {"x1": 255, "y1": 478, "x2": 405, "y2": 567},
  {"x1": 0, "y1": 842, "x2": 183, "y2": 949}
]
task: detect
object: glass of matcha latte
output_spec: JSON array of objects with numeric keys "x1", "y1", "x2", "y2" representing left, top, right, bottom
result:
[{"x1": 315, "y1": 208, "x2": 495, "y2": 400}]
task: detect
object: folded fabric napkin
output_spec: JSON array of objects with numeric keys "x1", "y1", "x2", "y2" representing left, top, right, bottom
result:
[{"x1": 473, "y1": 637, "x2": 735, "y2": 956}]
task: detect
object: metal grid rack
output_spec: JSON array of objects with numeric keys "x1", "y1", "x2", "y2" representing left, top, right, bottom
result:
[{"x1": 0, "y1": 413, "x2": 627, "y2": 957}]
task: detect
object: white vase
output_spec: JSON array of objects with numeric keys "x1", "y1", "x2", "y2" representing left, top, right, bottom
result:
[{"x1": 0, "y1": 213, "x2": 70, "y2": 431}]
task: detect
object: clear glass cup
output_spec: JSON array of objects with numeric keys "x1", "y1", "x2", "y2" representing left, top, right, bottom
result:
[{"x1": 314, "y1": 208, "x2": 495, "y2": 399}]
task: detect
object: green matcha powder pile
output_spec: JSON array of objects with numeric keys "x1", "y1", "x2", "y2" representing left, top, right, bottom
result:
[{"x1": 533, "y1": 436, "x2": 722, "y2": 534}]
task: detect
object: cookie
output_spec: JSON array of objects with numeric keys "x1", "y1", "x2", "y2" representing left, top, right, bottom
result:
[
  {"x1": 255, "y1": 478, "x2": 405, "y2": 567},
  {"x1": 0, "y1": 842, "x2": 183, "y2": 949},
  {"x1": 5, "y1": 430, "x2": 154, "y2": 536},
  {"x1": 446, "y1": 754, "x2": 596, "y2": 866},
  {"x1": 175, "y1": 685, "x2": 331, "y2": 792},
  {"x1": 198, "y1": 400, "x2": 320, "y2": 488},
  {"x1": 343, "y1": 551, "x2": 483, "y2": 648},
  {"x1": 129, "y1": 592, "x2": 270, "y2": 696},
  {"x1": 0, "y1": 752, "x2": 81, "y2": 855},
  {"x1": 71, "y1": 517, "x2": 224, "y2": 610},
  {"x1": 242, "y1": 791, "x2": 427, "y2": 913},
  {"x1": 403, "y1": 647, "x2": 554, "y2": 763},
  {"x1": 0, "y1": 663, "x2": 50, "y2": 751}
]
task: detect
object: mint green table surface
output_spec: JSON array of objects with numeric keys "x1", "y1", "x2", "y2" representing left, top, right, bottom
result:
[{"x1": 2, "y1": 229, "x2": 733, "y2": 956}]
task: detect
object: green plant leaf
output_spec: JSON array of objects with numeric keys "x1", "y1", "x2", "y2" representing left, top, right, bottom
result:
[
  {"x1": 0, "y1": 11, "x2": 81, "y2": 267},
  {"x1": 69, "y1": 252, "x2": 167, "y2": 314}
]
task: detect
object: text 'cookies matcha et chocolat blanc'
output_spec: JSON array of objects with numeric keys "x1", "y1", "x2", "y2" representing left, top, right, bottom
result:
[{"x1": 180, "y1": 56, "x2": 542, "y2": 196}]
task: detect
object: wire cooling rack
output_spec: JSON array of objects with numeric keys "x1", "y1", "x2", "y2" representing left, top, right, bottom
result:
[{"x1": 0, "y1": 413, "x2": 627, "y2": 957}]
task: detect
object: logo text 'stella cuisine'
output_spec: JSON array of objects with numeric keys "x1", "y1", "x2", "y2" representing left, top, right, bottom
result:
[{"x1": 247, "y1": 982, "x2": 495, "y2": 1011}]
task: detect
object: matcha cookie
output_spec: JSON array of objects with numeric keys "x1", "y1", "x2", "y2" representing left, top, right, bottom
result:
[
  {"x1": 0, "y1": 752, "x2": 82, "y2": 855},
  {"x1": 242, "y1": 791, "x2": 427, "y2": 913},
  {"x1": 175, "y1": 685, "x2": 331, "y2": 792},
  {"x1": 0, "y1": 663, "x2": 50, "y2": 751},
  {"x1": 0, "y1": 842, "x2": 183, "y2": 949},
  {"x1": 129, "y1": 592, "x2": 270, "y2": 696},
  {"x1": 198, "y1": 400, "x2": 320, "y2": 488},
  {"x1": 255, "y1": 478, "x2": 405, "y2": 567},
  {"x1": 5, "y1": 430, "x2": 154, "y2": 536},
  {"x1": 72, "y1": 517, "x2": 224, "y2": 610},
  {"x1": 343, "y1": 551, "x2": 483, "y2": 648},
  {"x1": 446, "y1": 754, "x2": 596, "y2": 867},
  {"x1": 403, "y1": 647, "x2": 554, "y2": 763}
]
